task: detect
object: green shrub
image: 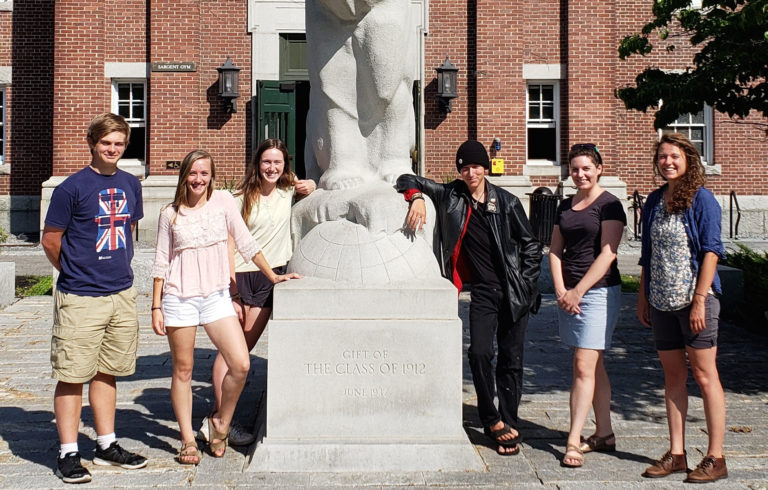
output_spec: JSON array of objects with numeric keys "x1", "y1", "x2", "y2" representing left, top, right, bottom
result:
[
  {"x1": 620, "y1": 274, "x2": 640, "y2": 293},
  {"x1": 16, "y1": 275, "x2": 53, "y2": 297},
  {"x1": 720, "y1": 244, "x2": 768, "y2": 332},
  {"x1": 0, "y1": 226, "x2": 8, "y2": 244}
]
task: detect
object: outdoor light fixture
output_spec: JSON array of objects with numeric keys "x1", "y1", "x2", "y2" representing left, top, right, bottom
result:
[
  {"x1": 435, "y1": 56, "x2": 459, "y2": 113},
  {"x1": 217, "y1": 57, "x2": 241, "y2": 113}
]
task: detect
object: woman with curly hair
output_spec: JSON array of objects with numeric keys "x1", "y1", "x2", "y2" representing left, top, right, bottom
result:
[{"x1": 638, "y1": 133, "x2": 727, "y2": 483}]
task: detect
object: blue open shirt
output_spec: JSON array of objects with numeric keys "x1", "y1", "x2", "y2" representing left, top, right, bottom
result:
[{"x1": 639, "y1": 185, "x2": 726, "y2": 297}]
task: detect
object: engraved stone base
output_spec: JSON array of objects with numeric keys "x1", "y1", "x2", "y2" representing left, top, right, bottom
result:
[{"x1": 246, "y1": 277, "x2": 484, "y2": 472}]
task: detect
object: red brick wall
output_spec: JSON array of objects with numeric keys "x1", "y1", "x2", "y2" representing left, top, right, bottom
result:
[
  {"x1": 613, "y1": 1, "x2": 768, "y2": 197},
  {"x1": 4, "y1": 1, "x2": 55, "y2": 195},
  {"x1": 147, "y1": 0, "x2": 251, "y2": 184},
  {"x1": 43, "y1": 0, "x2": 250, "y2": 184},
  {"x1": 424, "y1": 0, "x2": 768, "y2": 198},
  {"x1": 52, "y1": 0, "x2": 110, "y2": 175},
  {"x1": 0, "y1": 11, "x2": 10, "y2": 195}
]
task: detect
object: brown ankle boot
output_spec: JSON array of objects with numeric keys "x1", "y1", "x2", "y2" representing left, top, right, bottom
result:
[
  {"x1": 642, "y1": 450, "x2": 688, "y2": 478},
  {"x1": 685, "y1": 455, "x2": 728, "y2": 483}
]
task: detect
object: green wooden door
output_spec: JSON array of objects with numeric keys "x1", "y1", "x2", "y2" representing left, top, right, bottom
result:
[
  {"x1": 254, "y1": 80, "x2": 309, "y2": 177},
  {"x1": 255, "y1": 80, "x2": 296, "y2": 166}
]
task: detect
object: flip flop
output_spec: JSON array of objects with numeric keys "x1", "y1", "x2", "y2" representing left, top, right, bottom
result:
[{"x1": 484, "y1": 422, "x2": 523, "y2": 448}]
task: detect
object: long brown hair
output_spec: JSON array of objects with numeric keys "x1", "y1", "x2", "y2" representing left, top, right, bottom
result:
[
  {"x1": 172, "y1": 150, "x2": 216, "y2": 211},
  {"x1": 236, "y1": 139, "x2": 295, "y2": 222},
  {"x1": 654, "y1": 133, "x2": 706, "y2": 213}
]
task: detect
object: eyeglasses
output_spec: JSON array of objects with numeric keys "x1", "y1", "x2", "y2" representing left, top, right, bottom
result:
[{"x1": 570, "y1": 143, "x2": 602, "y2": 165}]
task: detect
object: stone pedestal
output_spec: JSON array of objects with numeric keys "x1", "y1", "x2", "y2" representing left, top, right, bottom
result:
[{"x1": 247, "y1": 277, "x2": 484, "y2": 472}]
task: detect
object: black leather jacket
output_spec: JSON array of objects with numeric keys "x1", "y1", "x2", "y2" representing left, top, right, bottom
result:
[{"x1": 396, "y1": 174, "x2": 542, "y2": 321}]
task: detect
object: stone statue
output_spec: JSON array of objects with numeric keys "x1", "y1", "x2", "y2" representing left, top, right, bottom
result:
[
  {"x1": 304, "y1": 0, "x2": 416, "y2": 190},
  {"x1": 290, "y1": 0, "x2": 438, "y2": 285}
]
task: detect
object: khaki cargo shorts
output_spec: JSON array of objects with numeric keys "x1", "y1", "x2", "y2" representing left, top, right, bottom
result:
[{"x1": 51, "y1": 287, "x2": 139, "y2": 383}]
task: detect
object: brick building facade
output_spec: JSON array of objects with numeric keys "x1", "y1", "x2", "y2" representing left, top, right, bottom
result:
[{"x1": 1, "y1": 0, "x2": 766, "y2": 240}]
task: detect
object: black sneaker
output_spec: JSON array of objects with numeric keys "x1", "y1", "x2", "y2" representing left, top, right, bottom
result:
[
  {"x1": 93, "y1": 441, "x2": 148, "y2": 469},
  {"x1": 56, "y1": 452, "x2": 92, "y2": 484}
]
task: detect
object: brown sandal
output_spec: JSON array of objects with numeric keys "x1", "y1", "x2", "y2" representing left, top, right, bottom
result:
[
  {"x1": 562, "y1": 444, "x2": 584, "y2": 468},
  {"x1": 579, "y1": 433, "x2": 616, "y2": 453},
  {"x1": 208, "y1": 414, "x2": 230, "y2": 457},
  {"x1": 177, "y1": 440, "x2": 201, "y2": 465}
]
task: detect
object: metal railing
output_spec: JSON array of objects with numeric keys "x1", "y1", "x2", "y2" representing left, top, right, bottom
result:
[
  {"x1": 729, "y1": 191, "x2": 741, "y2": 238},
  {"x1": 629, "y1": 190, "x2": 645, "y2": 241}
]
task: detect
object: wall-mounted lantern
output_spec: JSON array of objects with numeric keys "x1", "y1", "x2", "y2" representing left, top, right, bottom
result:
[
  {"x1": 435, "y1": 56, "x2": 459, "y2": 113},
  {"x1": 217, "y1": 57, "x2": 241, "y2": 113}
]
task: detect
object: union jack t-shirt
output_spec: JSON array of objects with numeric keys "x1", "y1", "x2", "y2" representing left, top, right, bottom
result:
[{"x1": 45, "y1": 167, "x2": 143, "y2": 296}]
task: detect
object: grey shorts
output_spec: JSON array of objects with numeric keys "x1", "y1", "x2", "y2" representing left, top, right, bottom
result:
[{"x1": 650, "y1": 294, "x2": 720, "y2": 351}]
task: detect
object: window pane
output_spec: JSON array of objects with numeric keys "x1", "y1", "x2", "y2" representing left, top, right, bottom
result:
[
  {"x1": 693, "y1": 141, "x2": 704, "y2": 156},
  {"x1": 528, "y1": 127, "x2": 557, "y2": 160},
  {"x1": 131, "y1": 84, "x2": 144, "y2": 101},
  {"x1": 118, "y1": 84, "x2": 130, "y2": 100},
  {"x1": 691, "y1": 111, "x2": 704, "y2": 124},
  {"x1": 690, "y1": 127, "x2": 703, "y2": 141},
  {"x1": 123, "y1": 127, "x2": 145, "y2": 160},
  {"x1": 118, "y1": 103, "x2": 130, "y2": 118},
  {"x1": 132, "y1": 103, "x2": 144, "y2": 120},
  {"x1": 541, "y1": 85, "x2": 554, "y2": 101},
  {"x1": 529, "y1": 105, "x2": 540, "y2": 120},
  {"x1": 542, "y1": 103, "x2": 554, "y2": 120},
  {"x1": 528, "y1": 85, "x2": 540, "y2": 101}
]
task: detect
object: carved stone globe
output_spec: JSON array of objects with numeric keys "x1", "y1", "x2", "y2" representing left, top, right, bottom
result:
[{"x1": 287, "y1": 219, "x2": 440, "y2": 286}]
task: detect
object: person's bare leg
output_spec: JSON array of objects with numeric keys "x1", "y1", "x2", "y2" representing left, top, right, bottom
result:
[
  {"x1": 204, "y1": 316, "x2": 250, "y2": 456},
  {"x1": 211, "y1": 305, "x2": 270, "y2": 412},
  {"x1": 166, "y1": 326, "x2": 198, "y2": 445},
  {"x1": 89, "y1": 372, "x2": 116, "y2": 437},
  {"x1": 658, "y1": 349, "x2": 689, "y2": 455},
  {"x1": 564, "y1": 348, "x2": 599, "y2": 465},
  {"x1": 55, "y1": 381, "x2": 84, "y2": 445},
  {"x1": 687, "y1": 346, "x2": 725, "y2": 458},
  {"x1": 591, "y1": 354, "x2": 615, "y2": 438}
]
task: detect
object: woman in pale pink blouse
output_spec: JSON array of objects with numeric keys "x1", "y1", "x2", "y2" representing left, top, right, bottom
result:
[{"x1": 151, "y1": 150, "x2": 298, "y2": 464}]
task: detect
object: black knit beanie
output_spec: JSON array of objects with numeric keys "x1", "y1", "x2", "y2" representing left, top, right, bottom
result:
[{"x1": 455, "y1": 140, "x2": 490, "y2": 171}]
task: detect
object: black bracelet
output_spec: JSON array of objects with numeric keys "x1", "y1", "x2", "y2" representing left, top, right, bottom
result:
[
  {"x1": 409, "y1": 192, "x2": 424, "y2": 202},
  {"x1": 151, "y1": 306, "x2": 161, "y2": 311}
]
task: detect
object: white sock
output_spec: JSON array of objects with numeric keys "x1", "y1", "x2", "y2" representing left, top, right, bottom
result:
[
  {"x1": 60, "y1": 442, "x2": 78, "y2": 458},
  {"x1": 96, "y1": 432, "x2": 116, "y2": 450}
]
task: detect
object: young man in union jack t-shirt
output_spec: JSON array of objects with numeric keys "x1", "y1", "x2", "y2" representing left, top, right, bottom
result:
[{"x1": 42, "y1": 113, "x2": 148, "y2": 483}]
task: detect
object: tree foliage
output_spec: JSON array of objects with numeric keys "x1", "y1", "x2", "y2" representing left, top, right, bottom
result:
[{"x1": 617, "y1": 0, "x2": 768, "y2": 129}]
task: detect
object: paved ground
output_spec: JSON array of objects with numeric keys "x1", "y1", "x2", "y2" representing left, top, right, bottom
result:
[{"x1": 1, "y1": 278, "x2": 767, "y2": 488}]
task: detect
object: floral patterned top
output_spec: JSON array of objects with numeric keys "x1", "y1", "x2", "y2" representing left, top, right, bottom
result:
[{"x1": 649, "y1": 199, "x2": 696, "y2": 311}]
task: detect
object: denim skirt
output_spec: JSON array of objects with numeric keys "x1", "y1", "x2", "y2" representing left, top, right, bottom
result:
[{"x1": 558, "y1": 285, "x2": 621, "y2": 350}]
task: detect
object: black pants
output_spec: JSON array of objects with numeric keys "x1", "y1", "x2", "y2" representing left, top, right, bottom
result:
[{"x1": 468, "y1": 284, "x2": 528, "y2": 430}]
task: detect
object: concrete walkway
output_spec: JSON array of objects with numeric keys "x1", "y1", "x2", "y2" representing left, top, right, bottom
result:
[{"x1": 1, "y1": 289, "x2": 766, "y2": 488}]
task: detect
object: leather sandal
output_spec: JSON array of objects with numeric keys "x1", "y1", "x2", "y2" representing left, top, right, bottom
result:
[
  {"x1": 562, "y1": 444, "x2": 584, "y2": 468},
  {"x1": 177, "y1": 440, "x2": 201, "y2": 465},
  {"x1": 208, "y1": 414, "x2": 230, "y2": 458},
  {"x1": 579, "y1": 433, "x2": 616, "y2": 453}
]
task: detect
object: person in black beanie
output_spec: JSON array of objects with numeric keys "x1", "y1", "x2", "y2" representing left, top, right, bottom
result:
[{"x1": 396, "y1": 140, "x2": 541, "y2": 455}]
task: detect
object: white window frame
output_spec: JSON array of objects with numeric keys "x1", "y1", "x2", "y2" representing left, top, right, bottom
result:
[
  {"x1": 526, "y1": 80, "x2": 560, "y2": 166},
  {"x1": 110, "y1": 79, "x2": 146, "y2": 169},
  {"x1": 659, "y1": 104, "x2": 714, "y2": 166},
  {"x1": 0, "y1": 86, "x2": 5, "y2": 166}
]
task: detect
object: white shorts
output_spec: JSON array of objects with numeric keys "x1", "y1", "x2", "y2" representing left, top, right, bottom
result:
[{"x1": 162, "y1": 289, "x2": 236, "y2": 327}]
